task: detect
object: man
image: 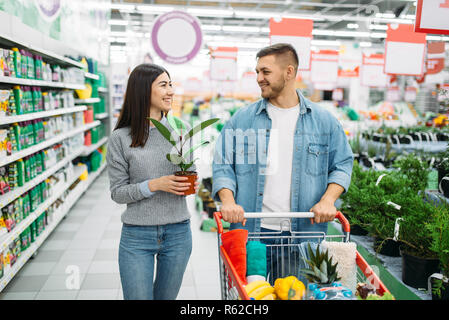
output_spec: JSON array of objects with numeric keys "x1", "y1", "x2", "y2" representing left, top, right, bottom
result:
[{"x1": 211, "y1": 43, "x2": 353, "y2": 281}]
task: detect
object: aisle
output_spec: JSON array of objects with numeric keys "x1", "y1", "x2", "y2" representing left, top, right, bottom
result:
[{"x1": 0, "y1": 170, "x2": 221, "y2": 300}]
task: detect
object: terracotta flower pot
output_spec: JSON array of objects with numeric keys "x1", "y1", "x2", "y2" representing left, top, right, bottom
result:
[{"x1": 175, "y1": 171, "x2": 197, "y2": 195}]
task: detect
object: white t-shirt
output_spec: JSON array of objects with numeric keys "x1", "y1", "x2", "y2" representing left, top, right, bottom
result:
[{"x1": 261, "y1": 102, "x2": 300, "y2": 231}]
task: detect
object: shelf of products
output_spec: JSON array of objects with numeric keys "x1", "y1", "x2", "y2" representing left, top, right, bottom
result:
[
  {"x1": 0, "y1": 106, "x2": 87, "y2": 126},
  {"x1": 0, "y1": 120, "x2": 100, "y2": 167},
  {"x1": 74, "y1": 98, "x2": 101, "y2": 104},
  {"x1": 0, "y1": 162, "x2": 109, "y2": 291}
]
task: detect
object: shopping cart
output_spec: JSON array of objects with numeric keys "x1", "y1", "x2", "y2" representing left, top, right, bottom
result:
[{"x1": 213, "y1": 211, "x2": 390, "y2": 300}]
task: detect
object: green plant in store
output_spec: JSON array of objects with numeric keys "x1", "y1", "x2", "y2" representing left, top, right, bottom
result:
[
  {"x1": 393, "y1": 153, "x2": 430, "y2": 193},
  {"x1": 398, "y1": 193, "x2": 438, "y2": 259},
  {"x1": 149, "y1": 113, "x2": 219, "y2": 195},
  {"x1": 427, "y1": 202, "x2": 449, "y2": 299}
]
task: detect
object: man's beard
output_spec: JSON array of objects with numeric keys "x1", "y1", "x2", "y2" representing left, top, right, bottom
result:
[{"x1": 260, "y1": 78, "x2": 286, "y2": 99}]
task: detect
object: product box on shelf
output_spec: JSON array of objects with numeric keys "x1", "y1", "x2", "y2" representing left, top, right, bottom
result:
[
  {"x1": 0, "y1": 165, "x2": 11, "y2": 195},
  {"x1": 0, "y1": 49, "x2": 15, "y2": 77},
  {"x1": 0, "y1": 90, "x2": 10, "y2": 117},
  {"x1": 0, "y1": 248, "x2": 4, "y2": 279},
  {"x1": 20, "y1": 226, "x2": 31, "y2": 252}
]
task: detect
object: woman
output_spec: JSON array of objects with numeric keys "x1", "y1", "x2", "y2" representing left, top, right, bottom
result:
[{"x1": 106, "y1": 63, "x2": 198, "y2": 300}]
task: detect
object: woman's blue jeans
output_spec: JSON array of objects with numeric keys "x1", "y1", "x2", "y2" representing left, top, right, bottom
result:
[{"x1": 118, "y1": 219, "x2": 192, "y2": 300}]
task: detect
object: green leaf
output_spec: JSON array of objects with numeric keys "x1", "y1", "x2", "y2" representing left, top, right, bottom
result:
[
  {"x1": 184, "y1": 141, "x2": 209, "y2": 159},
  {"x1": 182, "y1": 118, "x2": 220, "y2": 144},
  {"x1": 183, "y1": 158, "x2": 199, "y2": 171},
  {"x1": 167, "y1": 113, "x2": 188, "y2": 137},
  {"x1": 149, "y1": 118, "x2": 176, "y2": 147},
  {"x1": 166, "y1": 153, "x2": 186, "y2": 165}
]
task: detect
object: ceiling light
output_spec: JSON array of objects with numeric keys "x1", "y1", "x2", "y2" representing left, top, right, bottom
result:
[
  {"x1": 347, "y1": 23, "x2": 359, "y2": 29},
  {"x1": 187, "y1": 8, "x2": 234, "y2": 17},
  {"x1": 202, "y1": 25, "x2": 222, "y2": 31},
  {"x1": 136, "y1": 5, "x2": 174, "y2": 13},
  {"x1": 359, "y1": 42, "x2": 372, "y2": 47},
  {"x1": 206, "y1": 41, "x2": 264, "y2": 49},
  {"x1": 370, "y1": 32, "x2": 387, "y2": 38},
  {"x1": 111, "y1": 3, "x2": 135, "y2": 11},
  {"x1": 369, "y1": 24, "x2": 388, "y2": 30},
  {"x1": 376, "y1": 12, "x2": 396, "y2": 19},
  {"x1": 222, "y1": 25, "x2": 261, "y2": 33},
  {"x1": 311, "y1": 40, "x2": 341, "y2": 46},
  {"x1": 334, "y1": 31, "x2": 370, "y2": 37},
  {"x1": 108, "y1": 20, "x2": 128, "y2": 26}
]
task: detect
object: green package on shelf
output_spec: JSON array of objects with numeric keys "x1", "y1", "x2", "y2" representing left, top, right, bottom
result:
[{"x1": 91, "y1": 128, "x2": 98, "y2": 144}]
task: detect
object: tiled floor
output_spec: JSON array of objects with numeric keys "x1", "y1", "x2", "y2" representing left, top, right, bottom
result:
[{"x1": 0, "y1": 170, "x2": 221, "y2": 300}]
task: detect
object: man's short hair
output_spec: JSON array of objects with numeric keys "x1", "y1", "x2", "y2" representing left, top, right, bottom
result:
[{"x1": 256, "y1": 43, "x2": 299, "y2": 71}]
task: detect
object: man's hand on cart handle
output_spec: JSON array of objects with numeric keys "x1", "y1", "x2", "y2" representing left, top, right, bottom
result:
[
  {"x1": 309, "y1": 198, "x2": 337, "y2": 224},
  {"x1": 220, "y1": 202, "x2": 247, "y2": 226},
  {"x1": 310, "y1": 183, "x2": 344, "y2": 224}
]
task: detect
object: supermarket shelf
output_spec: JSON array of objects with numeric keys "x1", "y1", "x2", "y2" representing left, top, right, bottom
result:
[
  {"x1": 0, "y1": 75, "x2": 85, "y2": 90},
  {"x1": 0, "y1": 120, "x2": 101, "y2": 167},
  {"x1": 0, "y1": 147, "x2": 85, "y2": 211},
  {"x1": 0, "y1": 165, "x2": 84, "y2": 252},
  {"x1": 0, "y1": 164, "x2": 89, "y2": 292},
  {"x1": 0, "y1": 35, "x2": 84, "y2": 69},
  {"x1": 97, "y1": 87, "x2": 108, "y2": 93},
  {"x1": 94, "y1": 112, "x2": 109, "y2": 120},
  {"x1": 74, "y1": 98, "x2": 101, "y2": 104},
  {"x1": 80, "y1": 137, "x2": 108, "y2": 157},
  {"x1": 0, "y1": 106, "x2": 87, "y2": 126},
  {"x1": 85, "y1": 72, "x2": 100, "y2": 81}
]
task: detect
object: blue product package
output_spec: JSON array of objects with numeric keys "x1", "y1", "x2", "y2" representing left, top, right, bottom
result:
[{"x1": 246, "y1": 241, "x2": 267, "y2": 278}]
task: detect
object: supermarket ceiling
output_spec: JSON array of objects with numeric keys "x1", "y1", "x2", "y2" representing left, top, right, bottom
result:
[{"x1": 109, "y1": 0, "x2": 421, "y2": 49}]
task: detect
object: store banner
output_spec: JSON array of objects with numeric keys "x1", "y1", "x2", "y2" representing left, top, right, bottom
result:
[
  {"x1": 269, "y1": 18, "x2": 313, "y2": 70},
  {"x1": 151, "y1": 11, "x2": 203, "y2": 64},
  {"x1": 415, "y1": 0, "x2": 449, "y2": 35},
  {"x1": 384, "y1": 24, "x2": 426, "y2": 76},
  {"x1": 360, "y1": 53, "x2": 388, "y2": 87},
  {"x1": 338, "y1": 43, "x2": 361, "y2": 78},
  {"x1": 209, "y1": 46, "x2": 238, "y2": 81},
  {"x1": 426, "y1": 41, "x2": 445, "y2": 75},
  {"x1": 310, "y1": 50, "x2": 339, "y2": 89}
]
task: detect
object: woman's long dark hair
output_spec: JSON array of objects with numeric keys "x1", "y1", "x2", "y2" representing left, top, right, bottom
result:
[{"x1": 115, "y1": 63, "x2": 170, "y2": 148}]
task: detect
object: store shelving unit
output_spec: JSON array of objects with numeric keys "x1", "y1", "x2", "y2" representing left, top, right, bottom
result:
[
  {"x1": 0, "y1": 162, "x2": 109, "y2": 291},
  {"x1": 74, "y1": 98, "x2": 101, "y2": 104},
  {"x1": 80, "y1": 136, "x2": 108, "y2": 157},
  {"x1": 0, "y1": 33, "x2": 111, "y2": 293},
  {"x1": 0, "y1": 76, "x2": 85, "y2": 90},
  {"x1": 0, "y1": 106, "x2": 87, "y2": 126},
  {"x1": 0, "y1": 120, "x2": 101, "y2": 167}
]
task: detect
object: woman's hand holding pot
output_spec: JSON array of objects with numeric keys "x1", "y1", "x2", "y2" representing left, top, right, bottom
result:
[{"x1": 149, "y1": 175, "x2": 199, "y2": 196}]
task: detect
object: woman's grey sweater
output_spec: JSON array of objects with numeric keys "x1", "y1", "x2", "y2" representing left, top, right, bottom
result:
[{"x1": 106, "y1": 123, "x2": 192, "y2": 226}]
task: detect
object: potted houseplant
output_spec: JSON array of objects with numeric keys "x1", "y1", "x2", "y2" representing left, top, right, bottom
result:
[
  {"x1": 149, "y1": 113, "x2": 219, "y2": 195},
  {"x1": 427, "y1": 202, "x2": 449, "y2": 300}
]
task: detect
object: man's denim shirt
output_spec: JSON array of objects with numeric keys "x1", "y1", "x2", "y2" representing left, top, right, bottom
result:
[{"x1": 211, "y1": 89, "x2": 353, "y2": 235}]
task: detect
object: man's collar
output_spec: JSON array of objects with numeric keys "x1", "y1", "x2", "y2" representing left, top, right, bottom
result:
[{"x1": 256, "y1": 89, "x2": 311, "y2": 116}]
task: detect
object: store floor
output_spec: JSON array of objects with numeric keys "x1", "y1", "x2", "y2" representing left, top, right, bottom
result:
[{"x1": 0, "y1": 170, "x2": 221, "y2": 300}]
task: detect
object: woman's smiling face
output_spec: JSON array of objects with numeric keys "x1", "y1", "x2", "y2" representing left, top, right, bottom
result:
[{"x1": 151, "y1": 72, "x2": 174, "y2": 114}]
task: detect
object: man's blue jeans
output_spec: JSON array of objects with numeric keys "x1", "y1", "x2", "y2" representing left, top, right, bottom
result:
[{"x1": 118, "y1": 219, "x2": 192, "y2": 300}]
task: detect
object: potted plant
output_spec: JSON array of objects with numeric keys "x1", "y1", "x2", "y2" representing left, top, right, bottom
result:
[
  {"x1": 398, "y1": 193, "x2": 441, "y2": 290},
  {"x1": 149, "y1": 113, "x2": 219, "y2": 195},
  {"x1": 427, "y1": 202, "x2": 449, "y2": 300}
]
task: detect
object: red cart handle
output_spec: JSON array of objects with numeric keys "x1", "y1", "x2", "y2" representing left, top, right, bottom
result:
[{"x1": 213, "y1": 211, "x2": 351, "y2": 235}]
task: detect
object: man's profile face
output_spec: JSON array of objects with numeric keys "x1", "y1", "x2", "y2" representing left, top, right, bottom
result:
[{"x1": 255, "y1": 54, "x2": 286, "y2": 99}]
